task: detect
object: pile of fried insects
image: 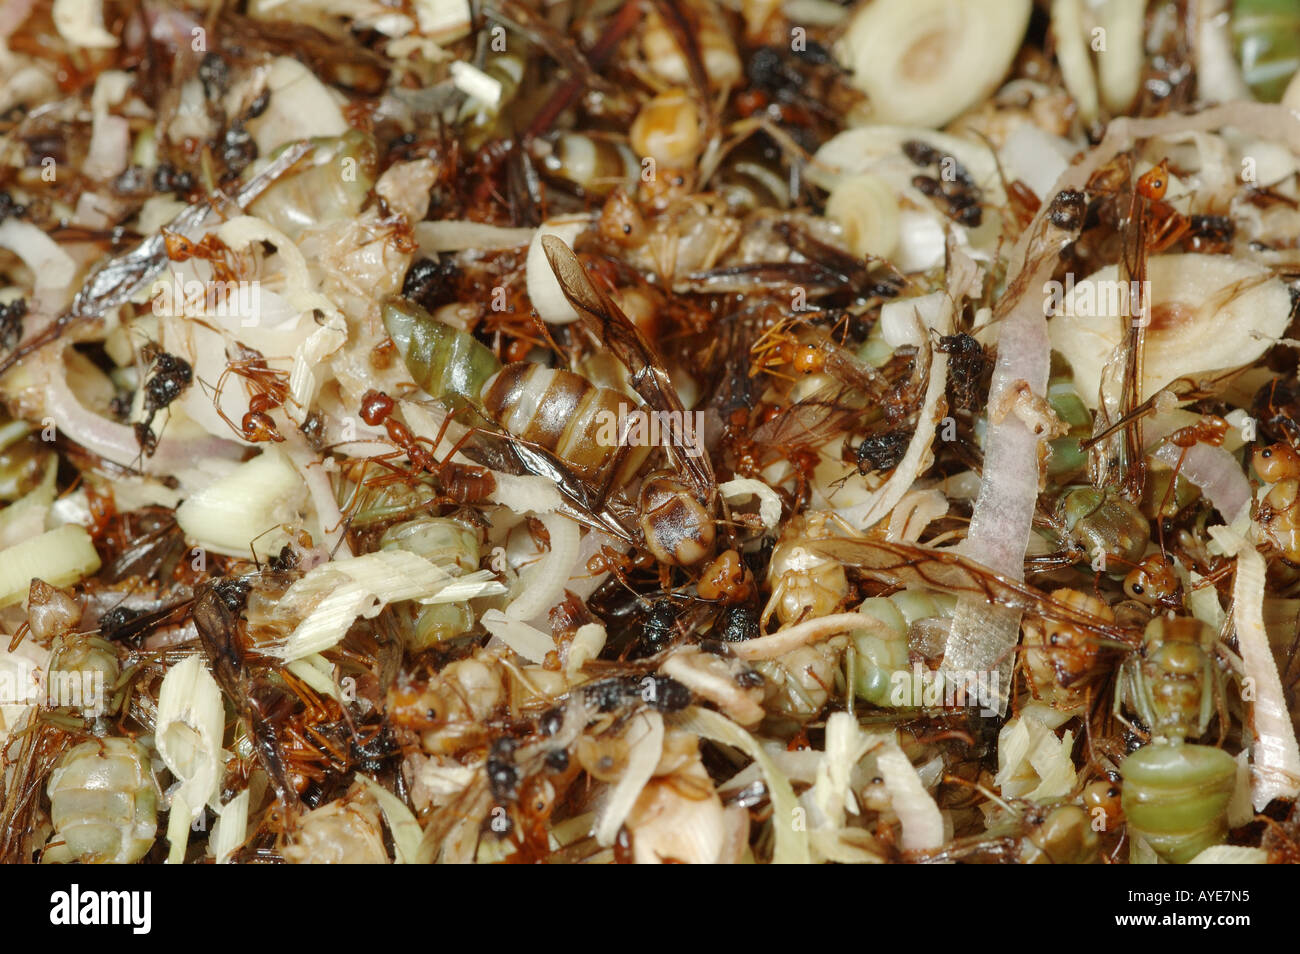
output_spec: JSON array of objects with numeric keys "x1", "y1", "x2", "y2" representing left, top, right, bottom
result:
[{"x1": 2, "y1": 0, "x2": 1300, "y2": 865}]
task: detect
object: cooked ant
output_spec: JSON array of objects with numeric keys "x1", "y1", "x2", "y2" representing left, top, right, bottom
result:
[
  {"x1": 1165, "y1": 414, "x2": 1229, "y2": 450},
  {"x1": 902, "y1": 140, "x2": 983, "y2": 226},
  {"x1": 1185, "y1": 214, "x2": 1234, "y2": 255},
  {"x1": 161, "y1": 229, "x2": 247, "y2": 285},
  {"x1": 134, "y1": 346, "x2": 193, "y2": 456},
  {"x1": 210, "y1": 344, "x2": 290, "y2": 443},
  {"x1": 1134, "y1": 160, "x2": 1189, "y2": 252},
  {"x1": 856, "y1": 430, "x2": 910, "y2": 475},
  {"x1": 355, "y1": 388, "x2": 497, "y2": 506},
  {"x1": 936, "y1": 332, "x2": 988, "y2": 412},
  {"x1": 696, "y1": 548, "x2": 756, "y2": 605},
  {"x1": 1005, "y1": 180, "x2": 1041, "y2": 231}
]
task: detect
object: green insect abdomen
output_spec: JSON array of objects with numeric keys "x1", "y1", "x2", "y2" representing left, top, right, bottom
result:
[
  {"x1": 382, "y1": 298, "x2": 503, "y2": 413},
  {"x1": 1234, "y1": 0, "x2": 1300, "y2": 102},
  {"x1": 1120, "y1": 743, "x2": 1237, "y2": 864}
]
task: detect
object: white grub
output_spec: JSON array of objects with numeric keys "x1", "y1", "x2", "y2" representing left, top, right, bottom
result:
[
  {"x1": 990, "y1": 379, "x2": 1067, "y2": 440},
  {"x1": 283, "y1": 783, "x2": 389, "y2": 864}
]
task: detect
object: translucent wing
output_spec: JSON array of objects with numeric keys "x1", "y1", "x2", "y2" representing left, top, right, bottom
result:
[
  {"x1": 811, "y1": 537, "x2": 1139, "y2": 648},
  {"x1": 541, "y1": 235, "x2": 716, "y2": 499}
]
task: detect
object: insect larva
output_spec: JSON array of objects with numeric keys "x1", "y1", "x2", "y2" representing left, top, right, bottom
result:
[{"x1": 47, "y1": 738, "x2": 158, "y2": 864}]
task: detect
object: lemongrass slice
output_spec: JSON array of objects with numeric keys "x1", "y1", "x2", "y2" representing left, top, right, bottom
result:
[
  {"x1": 595, "y1": 711, "x2": 664, "y2": 846},
  {"x1": 1096, "y1": 0, "x2": 1145, "y2": 114},
  {"x1": 1189, "y1": 845, "x2": 1268, "y2": 864},
  {"x1": 824, "y1": 173, "x2": 900, "y2": 260},
  {"x1": 0, "y1": 525, "x2": 101, "y2": 608},
  {"x1": 809, "y1": 126, "x2": 1002, "y2": 198},
  {"x1": 1049, "y1": 254, "x2": 1291, "y2": 408},
  {"x1": 834, "y1": 0, "x2": 1031, "y2": 128},
  {"x1": 718, "y1": 478, "x2": 782, "y2": 532},
  {"x1": 1051, "y1": 0, "x2": 1099, "y2": 124},
  {"x1": 245, "y1": 56, "x2": 348, "y2": 154},
  {"x1": 358, "y1": 775, "x2": 433, "y2": 864},
  {"x1": 875, "y1": 739, "x2": 944, "y2": 852},
  {"x1": 175, "y1": 446, "x2": 308, "y2": 560}
]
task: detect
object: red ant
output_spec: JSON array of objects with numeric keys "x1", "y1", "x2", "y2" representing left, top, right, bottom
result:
[
  {"x1": 210, "y1": 344, "x2": 291, "y2": 443},
  {"x1": 356, "y1": 389, "x2": 496, "y2": 505}
]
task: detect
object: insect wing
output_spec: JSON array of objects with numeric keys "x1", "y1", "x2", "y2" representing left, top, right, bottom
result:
[
  {"x1": 540, "y1": 236, "x2": 716, "y2": 497},
  {"x1": 811, "y1": 537, "x2": 1138, "y2": 648}
]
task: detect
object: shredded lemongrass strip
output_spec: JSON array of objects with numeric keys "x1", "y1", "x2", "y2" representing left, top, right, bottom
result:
[
  {"x1": 359, "y1": 775, "x2": 433, "y2": 864},
  {"x1": 595, "y1": 711, "x2": 664, "y2": 846},
  {"x1": 156, "y1": 655, "x2": 224, "y2": 864},
  {"x1": 156, "y1": 655, "x2": 225, "y2": 813},
  {"x1": 271, "y1": 550, "x2": 488, "y2": 661},
  {"x1": 0, "y1": 525, "x2": 101, "y2": 608},
  {"x1": 210, "y1": 790, "x2": 250, "y2": 864},
  {"x1": 300, "y1": 459, "x2": 352, "y2": 559},
  {"x1": 673, "y1": 706, "x2": 811, "y2": 864},
  {"x1": 810, "y1": 712, "x2": 874, "y2": 827},
  {"x1": 1212, "y1": 529, "x2": 1300, "y2": 809},
  {"x1": 289, "y1": 315, "x2": 348, "y2": 424},
  {"x1": 286, "y1": 654, "x2": 342, "y2": 702},
  {"x1": 876, "y1": 740, "x2": 944, "y2": 853},
  {"x1": 505, "y1": 511, "x2": 579, "y2": 622},
  {"x1": 942, "y1": 222, "x2": 1077, "y2": 716},
  {"x1": 415, "y1": 220, "x2": 534, "y2": 253},
  {"x1": 480, "y1": 609, "x2": 555, "y2": 664},
  {"x1": 718, "y1": 478, "x2": 782, "y2": 532},
  {"x1": 165, "y1": 792, "x2": 194, "y2": 865},
  {"x1": 421, "y1": 571, "x2": 504, "y2": 603}
]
